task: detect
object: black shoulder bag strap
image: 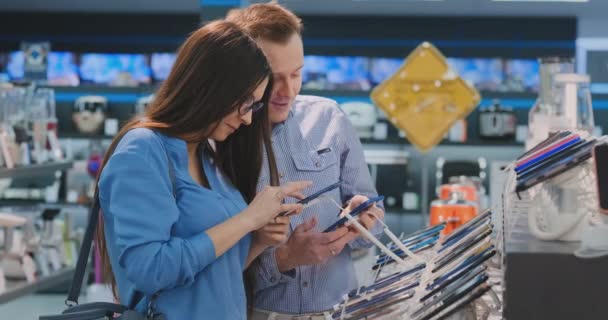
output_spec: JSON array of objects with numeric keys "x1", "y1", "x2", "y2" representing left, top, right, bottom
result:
[{"x1": 65, "y1": 140, "x2": 177, "y2": 309}]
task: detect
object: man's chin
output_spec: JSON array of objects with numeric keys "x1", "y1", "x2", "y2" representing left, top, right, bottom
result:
[{"x1": 270, "y1": 112, "x2": 290, "y2": 124}]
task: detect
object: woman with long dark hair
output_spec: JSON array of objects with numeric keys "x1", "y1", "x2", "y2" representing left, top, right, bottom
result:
[{"x1": 95, "y1": 20, "x2": 309, "y2": 319}]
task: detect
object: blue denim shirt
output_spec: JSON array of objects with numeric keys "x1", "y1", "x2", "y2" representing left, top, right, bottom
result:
[{"x1": 99, "y1": 128, "x2": 251, "y2": 319}]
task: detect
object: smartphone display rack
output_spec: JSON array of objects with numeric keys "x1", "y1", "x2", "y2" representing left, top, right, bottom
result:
[
  {"x1": 500, "y1": 134, "x2": 608, "y2": 320},
  {"x1": 329, "y1": 209, "x2": 503, "y2": 320}
]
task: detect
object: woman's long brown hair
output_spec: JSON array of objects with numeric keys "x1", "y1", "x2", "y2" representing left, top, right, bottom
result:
[{"x1": 94, "y1": 20, "x2": 277, "y2": 301}]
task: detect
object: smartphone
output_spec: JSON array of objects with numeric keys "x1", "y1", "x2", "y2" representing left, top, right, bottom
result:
[
  {"x1": 414, "y1": 273, "x2": 489, "y2": 320},
  {"x1": 417, "y1": 282, "x2": 491, "y2": 320},
  {"x1": 341, "y1": 291, "x2": 414, "y2": 320},
  {"x1": 433, "y1": 232, "x2": 492, "y2": 273},
  {"x1": 398, "y1": 223, "x2": 446, "y2": 248},
  {"x1": 515, "y1": 136, "x2": 583, "y2": 173},
  {"x1": 420, "y1": 265, "x2": 487, "y2": 303},
  {"x1": 373, "y1": 240, "x2": 436, "y2": 270},
  {"x1": 428, "y1": 285, "x2": 491, "y2": 320},
  {"x1": 517, "y1": 131, "x2": 571, "y2": 161},
  {"x1": 350, "y1": 263, "x2": 425, "y2": 298},
  {"x1": 440, "y1": 210, "x2": 491, "y2": 247},
  {"x1": 342, "y1": 281, "x2": 419, "y2": 315},
  {"x1": 323, "y1": 195, "x2": 384, "y2": 232},
  {"x1": 428, "y1": 245, "x2": 495, "y2": 290},
  {"x1": 439, "y1": 219, "x2": 491, "y2": 254},
  {"x1": 516, "y1": 132, "x2": 576, "y2": 166},
  {"x1": 516, "y1": 141, "x2": 596, "y2": 192},
  {"x1": 517, "y1": 139, "x2": 595, "y2": 179},
  {"x1": 279, "y1": 181, "x2": 344, "y2": 216},
  {"x1": 375, "y1": 235, "x2": 439, "y2": 266},
  {"x1": 593, "y1": 143, "x2": 608, "y2": 214}
]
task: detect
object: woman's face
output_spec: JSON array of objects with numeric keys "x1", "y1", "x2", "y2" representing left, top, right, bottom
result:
[{"x1": 209, "y1": 77, "x2": 269, "y2": 142}]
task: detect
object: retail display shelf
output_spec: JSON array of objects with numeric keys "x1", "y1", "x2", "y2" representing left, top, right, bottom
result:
[
  {"x1": 60, "y1": 133, "x2": 115, "y2": 140},
  {"x1": 0, "y1": 161, "x2": 73, "y2": 179},
  {"x1": 0, "y1": 267, "x2": 75, "y2": 304},
  {"x1": 362, "y1": 139, "x2": 525, "y2": 148}
]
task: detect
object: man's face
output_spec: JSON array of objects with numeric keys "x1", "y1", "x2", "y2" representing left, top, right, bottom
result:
[{"x1": 256, "y1": 33, "x2": 304, "y2": 124}]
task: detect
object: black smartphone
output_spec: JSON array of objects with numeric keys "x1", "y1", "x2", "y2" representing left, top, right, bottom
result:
[
  {"x1": 516, "y1": 141, "x2": 596, "y2": 192},
  {"x1": 429, "y1": 285, "x2": 492, "y2": 320},
  {"x1": 413, "y1": 273, "x2": 489, "y2": 320},
  {"x1": 420, "y1": 265, "x2": 487, "y2": 303},
  {"x1": 433, "y1": 231, "x2": 492, "y2": 273},
  {"x1": 418, "y1": 283, "x2": 491, "y2": 320},
  {"x1": 279, "y1": 181, "x2": 344, "y2": 216},
  {"x1": 593, "y1": 143, "x2": 608, "y2": 214},
  {"x1": 323, "y1": 196, "x2": 384, "y2": 232},
  {"x1": 440, "y1": 210, "x2": 491, "y2": 247},
  {"x1": 439, "y1": 219, "x2": 492, "y2": 254}
]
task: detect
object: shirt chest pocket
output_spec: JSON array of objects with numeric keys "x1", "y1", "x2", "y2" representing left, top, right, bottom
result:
[{"x1": 292, "y1": 148, "x2": 338, "y2": 173}]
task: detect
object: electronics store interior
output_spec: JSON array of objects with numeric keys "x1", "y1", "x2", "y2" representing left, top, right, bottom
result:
[{"x1": 0, "y1": 1, "x2": 607, "y2": 320}]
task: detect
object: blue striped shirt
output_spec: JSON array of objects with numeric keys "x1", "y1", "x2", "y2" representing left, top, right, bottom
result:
[{"x1": 252, "y1": 95, "x2": 383, "y2": 314}]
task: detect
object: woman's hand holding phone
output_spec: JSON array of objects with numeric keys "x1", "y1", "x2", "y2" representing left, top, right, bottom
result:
[
  {"x1": 244, "y1": 181, "x2": 311, "y2": 231},
  {"x1": 253, "y1": 215, "x2": 291, "y2": 247}
]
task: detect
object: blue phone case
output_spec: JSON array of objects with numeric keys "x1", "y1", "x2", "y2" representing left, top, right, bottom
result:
[{"x1": 323, "y1": 195, "x2": 384, "y2": 233}]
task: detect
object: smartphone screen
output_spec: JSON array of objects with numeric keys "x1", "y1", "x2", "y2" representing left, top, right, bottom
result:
[{"x1": 594, "y1": 144, "x2": 608, "y2": 212}]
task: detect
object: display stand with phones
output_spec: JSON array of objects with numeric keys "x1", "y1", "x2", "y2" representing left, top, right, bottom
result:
[
  {"x1": 502, "y1": 131, "x2": 605, "y2": 242},
  {"x1": 330, "y1": 209, "x2": 502, "y2": 320},
  {"x1": 501, "y1": 135, "x2": 608, "y2": 320}
]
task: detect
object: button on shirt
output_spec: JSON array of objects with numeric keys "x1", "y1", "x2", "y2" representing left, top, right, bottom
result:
[
  {"x1": 99, "y1": 128, "x2": 251, "y2": 319},
  {"x1": 252, "y1": 95, "x2": 384, "y2": 314}
]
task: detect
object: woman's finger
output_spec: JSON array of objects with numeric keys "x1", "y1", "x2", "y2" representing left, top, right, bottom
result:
[
  {"x1": 281, "y1": 181, "x2": 312, "y2": 197},
  {"x1": 279, "y1": 203, "x2": 303, "y2": 215}
]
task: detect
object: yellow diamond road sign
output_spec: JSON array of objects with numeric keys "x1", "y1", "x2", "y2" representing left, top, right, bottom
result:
[{"x1": 371, "y1": 42, "x2": 481, "y2": 152}]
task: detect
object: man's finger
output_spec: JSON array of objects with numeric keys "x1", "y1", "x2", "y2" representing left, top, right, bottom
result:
[
  {"x1": 294, "y1": 217, "x2": 317, "y2": 233},
  {"x1": 327, "y1": 231, "x2": 359, "y2": 255},
  {"x1": 319, "y1": 227, "x2": 349, "y2": 244}
]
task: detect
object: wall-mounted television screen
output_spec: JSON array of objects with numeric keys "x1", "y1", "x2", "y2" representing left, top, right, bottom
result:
[
  {"x1": 151, "y1": 53, "x2": 176, "y2": 82},
  {"x1": 7, "y1": 51, "x2": 24, "y2": 80},
  {"x1": 303, "y1": 55, "x2": 371, "y2": 91},
  {"x1": 370, "y1": 57, "x2": 404, "y2": 85},
  {"x1": 47, "y1": 51, "x2": 79, "y2": 86},
  {"x1": 80, "y1": 53, "x2": 151, "y2": 86},
  {"x1": 447, "y1": 58, "x2": 503, "y2": 91},
  {"x1": 503, "y1": 59, "x2": 539, "y2": 92}
]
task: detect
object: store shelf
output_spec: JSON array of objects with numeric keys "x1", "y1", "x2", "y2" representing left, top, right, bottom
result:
[
  {"x1": 362, "y1": 139, "x2": 524, "y2": 148},
  {"x1": 0, "y1": 161, "x2": 73, "y2": 179},
  {"x1": 0, "y1": 267, "x2": 75, "y2": 304},
  {"x1": 60, "y1": 133, "x2": 115, "y2": 140}
]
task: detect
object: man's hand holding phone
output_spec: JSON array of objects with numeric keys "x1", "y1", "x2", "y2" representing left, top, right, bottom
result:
[
  {"x1": 275, "y1": 217, "x2": 352, "y2": 272},
  {"x1": 340, "y1": 195, "x2": 385, "y2": 232},
  {"x1": 275, "y1": 195, "x2": 385, "y2": 272}
]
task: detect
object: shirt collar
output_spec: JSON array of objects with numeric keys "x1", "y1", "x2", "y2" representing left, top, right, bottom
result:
[{"x1": 271, "y1": 108, "x2": 294, "y2": 139}]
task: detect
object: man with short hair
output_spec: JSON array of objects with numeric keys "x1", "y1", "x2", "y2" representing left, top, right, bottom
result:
[{"x1": 227, "y1": 4, "x2": 385, "y2": 319}]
